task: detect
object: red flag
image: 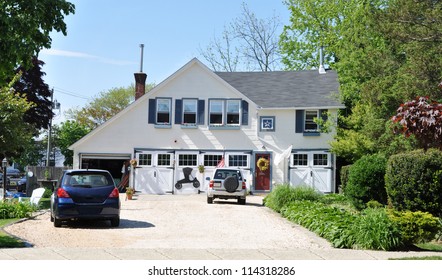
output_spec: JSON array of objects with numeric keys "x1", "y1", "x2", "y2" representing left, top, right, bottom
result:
[{"x1": 216, "y1": 157, "x2": 225, "y2": 167}]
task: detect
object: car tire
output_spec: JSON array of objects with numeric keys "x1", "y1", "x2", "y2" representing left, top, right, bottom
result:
[
  {"x1": 238, "y1": 197, "x2": 246, "y2": 205},
  {"x1": 111, "y1": 217, "x2": 120, "y2": 227},
  {"x1": 224, "y1": 176, "x2": 239, "y2": 193},
  {"x1": 53, "y1": 217, "x2": 62, "y2": 228},
  {"x1": 207, "y1": 197, "x2": 213, "y2": 204}
]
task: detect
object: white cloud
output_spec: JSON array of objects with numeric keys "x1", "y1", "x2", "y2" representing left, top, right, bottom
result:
[{"x1": 40, "y1": 48, "x2": 137, "y2": 66}]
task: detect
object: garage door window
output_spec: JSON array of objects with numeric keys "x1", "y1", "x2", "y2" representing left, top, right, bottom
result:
[
  {"x1": 293, "y1": 154, "x2": 308, "y2": 166},
  {"x1": 157, "y1": 154, "x2": 172, "y2": 166},
  {"x1": 204, "y1": 154, "x2": 223, "y2": 166},
  {"x1": 228, "y1": 155, "x2": 248, "y2": 167},
  {"x1": 178, "y1": 154, "x2": 198, "y2": 167},
  {"x1": 313, "y1": 154, "x2": 328, "y2": 166},
  {"x1": 138, "y1": 154, "x2": 152, "y2": 166}
]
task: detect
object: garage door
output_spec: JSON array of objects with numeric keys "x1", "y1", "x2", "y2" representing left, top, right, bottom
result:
[
  {"x1": 289, "y1": 151, "x2": 333, "y2": 193},
  {"x1": 134, "y1": 151, "x2": 174, "y2": 194},
  {"x1": 79, "y1": 153, "x2": 131, "y2": 184}
]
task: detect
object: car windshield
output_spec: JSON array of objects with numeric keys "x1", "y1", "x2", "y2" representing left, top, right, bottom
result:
[
  {"x1": 214, "y1": 170, "x2": 243, "y2": 180},
  {"x1": 63, "y1": 172, "x2": 114, "y2": 187}
]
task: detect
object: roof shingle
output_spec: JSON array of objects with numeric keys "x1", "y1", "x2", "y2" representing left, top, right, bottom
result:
[{"x1": 215, "y1": 70, "x2": 342, "y2": 109}]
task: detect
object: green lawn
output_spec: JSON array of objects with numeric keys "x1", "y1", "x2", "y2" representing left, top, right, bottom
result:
[{"x1": 0, "y1": 219, "x2": 27, "y2": 248}]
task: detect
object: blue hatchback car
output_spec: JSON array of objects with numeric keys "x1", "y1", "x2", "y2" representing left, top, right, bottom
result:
[{"x1": 50, "y1": 169, "x2": 121, "y2": 227}]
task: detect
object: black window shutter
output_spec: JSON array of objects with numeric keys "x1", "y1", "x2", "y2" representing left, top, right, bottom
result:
[
  {"x1": 197, "y1": 100, "x2": 205, "y2": 125},
  {"x1": 175, "y1": 99, "x2": 182, "y2": 124},
  {"x1": 319, "y1": 109, "x2": 328, "y2": 122},
  {"x1": 241, "y1": 100, "x2": 249, "y2": 125},
  {"x1": 148, "y1": 99, "x2": 156, "y2": 124},
  {"x1": 295, "y1": 110, "x2": 304, "y2": 133}
]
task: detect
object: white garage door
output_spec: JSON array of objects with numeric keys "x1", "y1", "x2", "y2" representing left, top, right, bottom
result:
[
  {"x1": 289, "y1": 151, "x2": 333, "y2": 193},
  {"x1": 134, "y1": 151, "x2": 174, "y2": 194}
]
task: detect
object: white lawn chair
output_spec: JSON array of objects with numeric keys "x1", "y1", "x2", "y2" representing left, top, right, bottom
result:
[{"x1": 29, "y1": 187, "x2": 45, "y2": 205}]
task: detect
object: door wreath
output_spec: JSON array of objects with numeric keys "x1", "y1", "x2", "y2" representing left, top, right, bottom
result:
[{"x1": 257, "y1": 157, "x2": 269, "y2": 171}]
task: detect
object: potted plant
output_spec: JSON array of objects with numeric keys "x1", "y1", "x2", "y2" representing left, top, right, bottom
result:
[
  {"x1": 198, "y1": 164, "x2": 205, "y2": 173},
  {"x1": 125, "y1": 187, "x2": 134, "y2": 200}
]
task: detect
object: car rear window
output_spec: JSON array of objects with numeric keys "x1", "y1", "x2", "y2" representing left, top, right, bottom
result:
[
  {"x1": 63, "y1": 172, "x2": 114, "y2": 187},
  {"x1": 214, "y1": 170, "x2": 243, "y2": 180}
]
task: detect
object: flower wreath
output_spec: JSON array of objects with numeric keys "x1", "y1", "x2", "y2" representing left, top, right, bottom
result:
[
  {"x1": 130, "y1": 159, "x2": 138, "y2": 167},
  {"x1": 257, "y1": 157, "x2": 269, "y2": 171}
]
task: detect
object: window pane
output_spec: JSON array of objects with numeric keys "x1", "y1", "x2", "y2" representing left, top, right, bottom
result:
[
  {"x1": 210, "y1": 113, "x2": 223, "y2": 124},
  {"x1": 227, "y1": 100, "x2": 240, "y2": 113},
  {"x1": 157, "y1": 154, "x2": 171, "y2": 166},
  {"x1": 210, "y1": 100, "x2": 223, "y2": 113},
  {"x1": 228, "y1": 155, "x2": 248, "y2": 167},
  {"x1": 157, "y1": 99, "x2": 170, "y2": 112},
  {"x1": 138, "y1": 154, "x2": 152, "y2": 166},
  {"x1": 313, "y1": 154, "x2": 328, "y2": 166},
  {"x1": 178, "y1": 154, "x2": 197, "y2": 166},
  {"x1": 204, "y1": 155, "x2": 223, "y2": 167},
  {"x1": 293, "y1": 154, "x2": 308, "y2": 166},
  {"x1": 183, "y1": 100, "x2": 197, "y2": 112}
]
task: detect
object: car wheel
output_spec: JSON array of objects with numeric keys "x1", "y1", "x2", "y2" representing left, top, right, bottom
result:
[
  {"x1": 111, "y1": 217, "x2": 120, "y2": 227},
  {"x1": 238, "y1": 197, "x2": 246, "y2": 205},
  {"x1": 224, "y1": 176, "x2": 239, "y2": 193},
  {"x1": 207, "y1": 197, "x2": 213, "y2": 204},
  {"x1": 53, "y1": 217, "x2": 62, "y2": 228}
]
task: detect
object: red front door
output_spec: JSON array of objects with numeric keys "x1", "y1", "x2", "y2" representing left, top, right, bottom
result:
[{"x1": 254, "y1": 154, "x2": 271, "y2": 191}]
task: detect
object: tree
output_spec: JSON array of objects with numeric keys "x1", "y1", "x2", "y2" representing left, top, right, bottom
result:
[
  {"x1": 280, "y1": 0, "x2": 442, "y2": 162},
  {"x1": 0, "y1": 76, "x2": 34, "y2": 158},
  {"x1": 0, "y1": 0, "x2": 75, "y2": 83},
  {"x1": 65, "y1": 84, "x2": 154, "y2": 129},
  {"x1": 392, "y1": 96, "x2": 442, "y2": 150},
  {"x1": 55, "y1": 121, "x2": 90, "y2": 166},
  {"x1": 199, "y1": 3, "x2": 282, "y2": 71},
  {"x1": 13, "y1": 57, "x2": 53, "y2": 131}
]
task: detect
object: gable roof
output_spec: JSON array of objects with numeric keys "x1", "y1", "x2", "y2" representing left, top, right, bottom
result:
[{"x1": 215, "y1": 70, "x2": 343, "y2": 109}]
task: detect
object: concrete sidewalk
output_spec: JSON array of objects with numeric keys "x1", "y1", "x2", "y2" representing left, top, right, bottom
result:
[{"x1": 1, "y1": 247, "x2": 442, "y2": 260}]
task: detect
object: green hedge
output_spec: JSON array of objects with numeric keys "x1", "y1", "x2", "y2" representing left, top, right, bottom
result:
[
  {"x1": 345, "y1": 153, "x2": 388, "y2": 209},
  {"x1": 339, "y1": 165, "x2": 351, "y2": 192},
  {"x1": 385, "y1": 149, "x2": 442, "y2": 217},
  {"x1": 0, "y1": 201, "x2": 37, "y2": 219}
]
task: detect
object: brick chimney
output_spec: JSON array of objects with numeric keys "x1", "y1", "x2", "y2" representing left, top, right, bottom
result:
[
  {"x1": 134, "y1": 44, "x2": 146, "y2": 100},
  {"x1": 134, "y1": 72, "x2": 147, "y2": 100}
]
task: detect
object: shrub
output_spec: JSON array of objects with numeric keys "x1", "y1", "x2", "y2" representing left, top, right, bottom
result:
[
  {"x1": 385, "y1": 149, "x2": 442, "y2": 217},
  {"x1": 345, "y1": 153, "x2": 388, "y2": 209},
  {"x1": 281, "y1": 201, "x2": 357, "y2": 248},
  {"x1": 352, "y1": 208, "x2": 402, "y2": 251},
  {"x1": 0, "y1": 201, "x2": 37, "y2": 219},
  {"x1": 387, "y1": 210, "x2": 441, "y2": 245},
  {"x1": 264, "y1": 184, "x2": 323, "y2": 213},
  {"x1": 366, "y1": 200, "x2": 384, "y2": 209}
]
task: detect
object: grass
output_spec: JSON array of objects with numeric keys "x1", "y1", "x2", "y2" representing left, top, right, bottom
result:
[{"x1": 0, "y1": 218, "x2": 27, "y2": 248}]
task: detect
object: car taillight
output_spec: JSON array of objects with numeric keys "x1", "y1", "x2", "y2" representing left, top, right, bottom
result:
[
  {"x1": 57, "y1": 188, "x2": 70, "y2": 198},
  {"x1": 108, "y1": 188, "x2": 120, "y2": 198},
  {"x1": 242, "y1": 181, "x2": 246, "y2": 189},
  {"x1": 209, "y1": 180, "x2": 214, "y2": 188}
]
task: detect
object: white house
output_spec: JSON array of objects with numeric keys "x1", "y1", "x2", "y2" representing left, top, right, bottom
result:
[{"x1": 70, "y1": 58, "x2": 343, "y2": 194}]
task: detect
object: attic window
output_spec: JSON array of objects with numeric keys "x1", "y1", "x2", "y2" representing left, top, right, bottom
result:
[
  {"x1": 183, "y1": 99, "x2": 197, "y2": 124},
  {"x1": 209, "y1": 100, "x2": 223, "y2": 125}
]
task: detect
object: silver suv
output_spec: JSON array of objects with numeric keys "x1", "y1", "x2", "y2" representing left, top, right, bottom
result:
[{"x1": 206, "y1": 168, "x2": 247, "y2": 204}]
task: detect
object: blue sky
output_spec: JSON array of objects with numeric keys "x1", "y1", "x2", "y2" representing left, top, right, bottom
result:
[{"x1": 38, "y1": 0, "x2": 290, "y2": 123}]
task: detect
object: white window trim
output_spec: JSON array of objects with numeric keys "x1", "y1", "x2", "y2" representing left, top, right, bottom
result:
[
  {"x1": 137, "y1": 153, "x2": 153, "y2": 167},
  {"x1": 156, "y1": 98, "x2": 172, "y2": 125},
  {"x1": 182, "y1": 98, "x2": 198, "y2": 125}
]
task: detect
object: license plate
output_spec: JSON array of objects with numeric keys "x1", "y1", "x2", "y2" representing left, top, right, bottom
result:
[{"x1": 10, "y1": 182, "x2": 17, "y2": 186}]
